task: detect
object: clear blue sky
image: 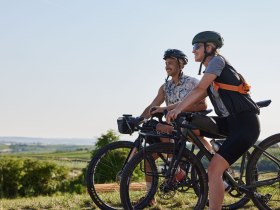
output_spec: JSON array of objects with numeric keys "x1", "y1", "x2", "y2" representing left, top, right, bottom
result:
[{"x1": 0, "y1": 0, "x2": 279, "y2": 140}]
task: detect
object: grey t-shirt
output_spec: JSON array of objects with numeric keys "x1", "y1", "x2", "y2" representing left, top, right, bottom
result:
[{"x1": 205, "y1": 56, "x2": 230, "y2": 117}]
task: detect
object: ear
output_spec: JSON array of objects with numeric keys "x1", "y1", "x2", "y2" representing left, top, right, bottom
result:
[{"x1": 206, "y1": 45, "x2": 213, "y2": 54}]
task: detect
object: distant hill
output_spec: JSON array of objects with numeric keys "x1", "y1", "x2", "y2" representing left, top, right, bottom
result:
[{"x1": 0, "y1": 136, "x2": 96, "y2": 146}]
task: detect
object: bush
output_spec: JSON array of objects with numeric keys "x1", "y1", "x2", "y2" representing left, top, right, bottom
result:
[
  {"x1": 0, "y1": 158, "x2": 24, "y2": 198},
  {"x1": 20, "y1": 159, "x2": 69, "y2": 196},
  {"x1": 0, "y1": 158, "x2": 69, "y2": 198}
]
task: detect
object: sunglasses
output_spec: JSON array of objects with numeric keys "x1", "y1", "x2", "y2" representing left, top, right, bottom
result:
[{"x1": 193, "y1": 43, "x2": 202, "y2": 51}]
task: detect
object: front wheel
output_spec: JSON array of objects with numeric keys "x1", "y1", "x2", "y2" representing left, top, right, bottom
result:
[
  {"x1": 246, "y1": 133, "x2": 280, "y2": 210},
  {"x1": 120, "y1": 143, "x2": 208, "y2": 210},
  {"x1": 86, "y1": 140, "x2": 134, "y2": 210}
]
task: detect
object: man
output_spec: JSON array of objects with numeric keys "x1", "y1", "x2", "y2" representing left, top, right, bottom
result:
[{"x1": 140, "y1": 49, "x2": 209, "y2": 206}]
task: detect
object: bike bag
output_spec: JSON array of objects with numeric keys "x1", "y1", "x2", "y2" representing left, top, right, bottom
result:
[{"x1": 117, "y1": 115, "x2": 135, "y2": 134}]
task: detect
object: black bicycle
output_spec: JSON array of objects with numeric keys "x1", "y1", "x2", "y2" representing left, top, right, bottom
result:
[
  {"x1": 119, "y1": 100, "x2": 280, "y2": 210},
  {"x1": 119, "y1": 110, "x2": 210, "y2": 210},
  {"x1": 87, "y1": 112, "x2": 214, "y2": 210}
]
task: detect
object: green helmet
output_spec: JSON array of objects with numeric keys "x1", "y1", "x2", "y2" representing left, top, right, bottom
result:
[{"x1": 192, "y1": 31, "x2": 224, "y2": 48}]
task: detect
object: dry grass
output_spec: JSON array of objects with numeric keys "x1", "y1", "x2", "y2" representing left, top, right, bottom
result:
[{"x1": 0, "y1": 192, "x2": 262, "y2": 210}]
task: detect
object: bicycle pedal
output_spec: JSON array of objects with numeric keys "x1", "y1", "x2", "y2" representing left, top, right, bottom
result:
[
  {"x1": 262, "y1": 194, "x2": 272, "y2": 204},
  {"x1": 254, "y1": 192, "x2": 272, "y2": 204}
]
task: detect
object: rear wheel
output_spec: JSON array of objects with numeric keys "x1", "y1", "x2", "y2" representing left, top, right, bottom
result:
[
  {"x1": 86, "y1": 140, "x2": 134, "y2": 210},
  {"x1": 120, "y1": 143, "x2": 208, "y2": 210},
  {"x1": 246, "y1": 133, "x2": 280, "y2": 210}
]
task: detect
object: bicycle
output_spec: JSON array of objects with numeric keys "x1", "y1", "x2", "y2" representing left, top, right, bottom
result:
[
  {"x1": 119, "y1": 110, "x2": 210, "y2": 209},
  {"x1": 86, "y1": 112, "x2": 214, "y2": 210},
  {"x1": 120, "y1": 99, "x2": 280, "y2": 209}
]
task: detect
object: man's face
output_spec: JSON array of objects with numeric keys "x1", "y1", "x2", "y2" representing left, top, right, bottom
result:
[{"x1": 165, "y1": 58, "x2": 180, "y2": 77}]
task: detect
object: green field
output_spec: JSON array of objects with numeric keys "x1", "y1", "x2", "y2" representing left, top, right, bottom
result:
[
  {"x1": 0, "y1": 142, "x2": 93, "y2": 154},
  {"x1": 0, "y1": 192, "x2": 261, "y2": 210},
  {"x1": 0, "y1": 145, "x2": 92, "y2": 170}
]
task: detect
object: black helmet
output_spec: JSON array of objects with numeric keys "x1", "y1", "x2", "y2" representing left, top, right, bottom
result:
[
  {"x1": 163, "y1": 49, "x2": 188, "y2": 65},
  {"x1": 192, "y1": 31, "x2": 224, "y2": 48}
]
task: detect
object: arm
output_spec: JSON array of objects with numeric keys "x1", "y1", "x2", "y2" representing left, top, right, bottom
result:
[
  {"x1": 166, "y1": 73, "x2": 217, "y2": 122},
  {"x1": 152, "y1": 96, "x2": 207, "y2": 113},
  {"x1": 140, "y1": 84, "x2": 165, "y2": 119},
  {"x1": 188, "y1": 99, "x2": 207, "y2": 112}
]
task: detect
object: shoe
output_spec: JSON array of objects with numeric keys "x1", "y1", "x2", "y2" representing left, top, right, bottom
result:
[{"x1": 175, "y1": 168, "x2": 186, "y2": 182}]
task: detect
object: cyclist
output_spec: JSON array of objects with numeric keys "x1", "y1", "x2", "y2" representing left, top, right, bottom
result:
[
  {"x1": 166, "y1": 31, "x2": 260, "y2": 210},
  {"x1": 140, "y1": 49, "x2": 209, "y2": 206}
]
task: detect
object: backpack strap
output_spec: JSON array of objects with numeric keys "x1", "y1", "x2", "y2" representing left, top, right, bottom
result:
[{"x1": 213, "y1": 73, "x2": 251, "y2": 94}]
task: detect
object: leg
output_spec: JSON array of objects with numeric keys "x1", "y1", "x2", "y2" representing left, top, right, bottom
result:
[
  {"x1": 156, "y1": 123, "x2": 173, "y2": 143},
  {"x1": 192, "y1": 129, "x2": 213, "y2": 152},
  {"x1": 144, "y1": 123, "x2": 173, "y2": 205},
  {"x1": 208, "y1": 153, "x2": 229, "y2": 210}
]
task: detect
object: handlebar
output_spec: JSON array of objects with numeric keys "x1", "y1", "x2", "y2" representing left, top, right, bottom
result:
[{"x1": 162, "y1": 109, "x2": 213, "y2": 129}]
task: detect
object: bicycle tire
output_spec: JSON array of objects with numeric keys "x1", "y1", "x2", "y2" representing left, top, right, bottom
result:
[
  {"x1": 196, "y1": 150, "x2": 250, "y2": 209},
  {"x1": 246, "y1": 133, "x2": 280, "y2": 210},
  {"x1": 120, "y1": 143, "x2": 208, "y2": 210},
  {"x1": 86, "y1": 140, "x2": 134, "y2": 210}
]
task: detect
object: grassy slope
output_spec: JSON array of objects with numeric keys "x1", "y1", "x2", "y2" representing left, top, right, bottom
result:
[
  {"x1": 0, "y1": 193, "x2": 260, "y2": 210},
  {"x1": 0, "y1": 148, "x2": 92, "y2": 170},
  {"x1": 0, "y1": 193, "x2": 97, "y2": 210},
  {"x1": 10, "y1": 150, "x2": 92, "y2": 160}
]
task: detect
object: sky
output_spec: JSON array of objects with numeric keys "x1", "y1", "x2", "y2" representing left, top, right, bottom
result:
[{"x1": 0, "y1": 0, "x2": 279, "y2": 141}]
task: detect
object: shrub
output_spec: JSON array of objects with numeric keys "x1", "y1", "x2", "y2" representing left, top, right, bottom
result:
[
  {"x1": 0, "y1": 158, "x2": 24, "y2": 198},
  {"x1": 0, "y1": 158, "x2": 69, "y2": 198}
]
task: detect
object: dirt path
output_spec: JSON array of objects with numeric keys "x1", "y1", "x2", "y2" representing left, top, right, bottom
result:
[{"x1": 94, "y1": 182, "x2": 146, "y2": 192}]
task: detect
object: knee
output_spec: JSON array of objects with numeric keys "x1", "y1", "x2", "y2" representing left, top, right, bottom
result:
[
  {"x1": 156, "y1": 123, "x2": 172, "y2": 133},
  {"x1": 207, "y1": 155, "x2": 229, "y2": 180}
]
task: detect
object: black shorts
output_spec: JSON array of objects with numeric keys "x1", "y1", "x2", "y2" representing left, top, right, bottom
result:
[{"x1": 212, "y1": 111, "x2": 260, "y2": 165}]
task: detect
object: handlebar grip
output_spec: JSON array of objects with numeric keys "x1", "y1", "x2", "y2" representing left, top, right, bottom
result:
[{"x1": 163, "y1": 109, "x2": 168, "y2": 116}]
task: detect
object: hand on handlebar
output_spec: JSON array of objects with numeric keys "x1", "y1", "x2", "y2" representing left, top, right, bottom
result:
[
  {"x1": 166, "y1": 108, "x2": 181, "y2": 124},
  {"x1": 150, "y1": 106, "x2": 165, "y2": 115}
]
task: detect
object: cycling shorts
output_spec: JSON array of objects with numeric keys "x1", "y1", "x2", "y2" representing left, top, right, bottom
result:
[{"x1": 212, "y1": 111, "x2": 260, "y2": 165}]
